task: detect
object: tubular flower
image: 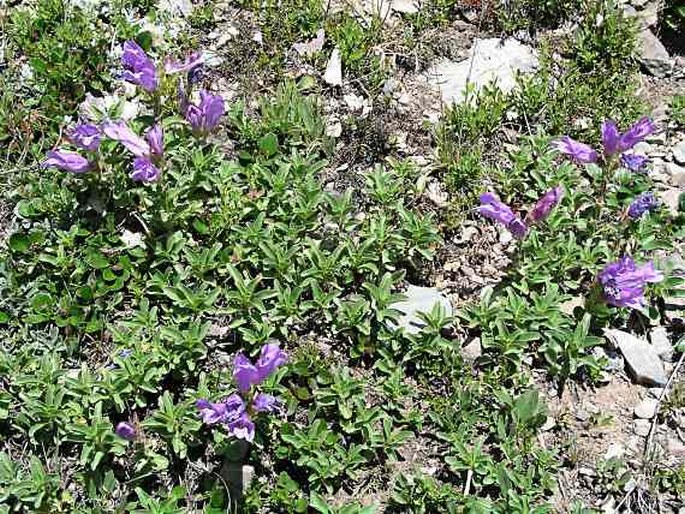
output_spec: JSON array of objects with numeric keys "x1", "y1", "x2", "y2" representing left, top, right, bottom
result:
[
  {"x1": 121, "y1": 40, "x2": 158, "y2": 92},
  {"x1": 199, "y1": 343, "x2": 288, "y2": 442},
  {"x1": 233, "y1": 343, "x2": 288, "y2": 393},
  {"x1": 115, "y1": 422, "x2": 136, "y2": 440},
  {"x1": 529, "y1": 186, "x2": 564, "y2": 223},
  {"x1": 184, "y1": 90, "x2": 224, "y2": 134},
  {"x1": 164, "y1": 51, "x2": 204, "y2": 75},
  {"x1": 42, "y1": 150, "x2": 92, "y2": 173},
  {"x1": 601, "y1": 121, "x2": 620, "y2": 155},
  {"x1": 628, "y1": 192, "x2": 659, "y2": 219},
  {"x1": 478, "y1": 192, "x2": 528, "y2": 238},
  {"x1": 146, "y1": 124, "x2": 164, "y2": 159},
  {"x1": 102, "y1": 121, "x2": 151, "y2": 157},
  {"x1": 598, "y1": 256, "x2": 663, "y2": 309},
  {"x1": 553, "y1": 136, "x2": 599, "y2": 163},
  {"x1": 130, "y1": 157, "x2": 161, "y2": 183},
  {"x1": 620, "y1": 153, "x2": 649, "y2": 172},
  {"x1": 69, "y1": 124, "x2": 101, "y2": 151},
  {"x1": 619, "y1": 116, "x2": 656, "y2": 151}
]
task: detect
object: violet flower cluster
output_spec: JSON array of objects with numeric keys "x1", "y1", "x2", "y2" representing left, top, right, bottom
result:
[
  {"x1": 554, "y1": 116, "x2": 656, "y2": 170},
  {"x1": 115, "y1": 421, "x2": 136, "y2": 440},
  {"x1": 478, "y1": 186, "x2": 563, "y2": 238},
  {"x1": 598, "y1": 256, "x2": 663, "y2": 309},
  {"x1": 196, "y1": 343, "x2": 287, "y2": 442},
  {"x1": 42, "y1": 40, "x2": 223, "y2": 182},
  {"x1": 627, "y1": 192, "x2": 659, "y2": 219}
]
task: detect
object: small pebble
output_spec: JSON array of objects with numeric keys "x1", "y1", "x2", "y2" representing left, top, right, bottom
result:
[
  {"x1": 634, "y1": 397, "x2": 658, "y2": 419},
  {"x1": 633, "y1": 419, "x2": 651, "y2": 437}
]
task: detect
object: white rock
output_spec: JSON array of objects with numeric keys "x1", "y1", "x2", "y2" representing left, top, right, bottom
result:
[
  {"x1": 323, "y1": 48, "x2": 343, "y2": 86},
  {"x1": 389, "y1": 285, "x2": 453, "y2": 334},
  {"x1": 666, "y1": 162, "x2": 685, "y2": 187},
  {"x1": 604, "y1": 443, "x2": 625, "y2": 460},
  {"x1": 461, "y1": 338, "x2": 482, "y2": 362},
  {"x1": 292, "y1": 29, "x2": 325, "y2": 57},
  {"x1": 605, "y1": 329, "x2": 667, "y2": 386},
  {"x1": 650, "y1": 327, "x2": 674, "y2": 362},
  {"x1": 423, "y1": 38, "x2": 538, "y2": 105},
  {"x1": 633, "y1": 418, "x2": 651, "y2": 436},
  {"x1": 325, "y1": 120, "x2": 342, "y2": 138},
  {"x1": 391, "y1": 0, "x2": 419, "y2": 13},
  {"x1": 120, "y1": 229, "x2": 145, "y2": 249},
  {"x1": 658, "y1": 188, "x2": 682, "y2": 216},
  {"x1": 634, "y1": 397, "x2": 658, "y2": 419},
  {"x1": 632, "y1": 141, "x2": 652, "y2": 156},
  {"x1": 638, "y1": 30, "x2": 673, "y2": 77},
  {"x1": 425, "y1": 180, "x2": 449, "y2": 207},
  {"x1": 158, "y1": 0, "x2": 193, "y2": 17}
]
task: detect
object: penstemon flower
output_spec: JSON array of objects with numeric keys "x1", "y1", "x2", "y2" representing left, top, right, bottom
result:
[
  {"x1": 164, "y1": 51, "x2": 204, "y2": 75},
  {"x1": 42, "y1": 150, "x2": 92, "y2": 173},
  {"x1": 197, "y1": 342, "x2": 287, "y2": 442},
  {"x1": 528, "y1": 186, "x2": 564, "y2": 223},
  {"x1": 627, "y1": 192, "x2": 659, "y2": 219},
  {"x1": 115, "y1": 421, "x2": 136, "y2": 440},
  {"x1": 69, "y1": 124, "x2": 101, "y2": 151},
  {"x1": 553, "y1": 136, "x2": 598, "y2": 163},
  {"x1": 478, "y1": 192, "x2": 528, "y2": 238},
  {"x1": 620, "y1": 153, "x2": 649, "y2": 172},
  {"x1": 184, "y1": 90, "x2": 225, "y2": 135},
  {"x1": 130, "y1": 157, "x2": 161, "y2": 183},
  {"x1": 598, "y1": 256, "x2": 663, "y2": 309},
  {"x1": 555, "y1": 117, "x2": 656, "y2": 164},
  {"x1": 103, "y1": 121, "x2": 151, "y2": 157},
  {"x1": 121, "y1": 40, "x2": 158, "y2": 92}
]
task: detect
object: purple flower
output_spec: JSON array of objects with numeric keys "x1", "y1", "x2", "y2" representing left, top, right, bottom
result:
[
  {"x1": 598, "y1": 256, "x2": 663, "y2": 309},
  {"x1": 146, "y1": 124, "x2": 163, "y2": 159},
  {"x1": 121, "y1": 40, "x2": 158, "y2": 92},
  {"x1": 529, "y1": 186, "x2": 564, "y2": 223},
  {"x1": 130, "y1": 157, "x2": 161, "y2": 183},
  {"x1": 478, "y1": 192, "x2": 528, "y2": 238},
  {"x1": 601, "y1": 121, "x2": 620, "y2": 155},
  {"x1": 165, "y1": 51, "x2": 204, "y2": 74},
  {"x1": 196, "y1": 394, "x2": 245, "y2": 425},
  {"x1": 69, "y1": 124, "x2": 101, "y2": 151},
  {"x1": 233, "y1": 343, "x2": 288, "y2": 393},
  {"x1": 233, "y1": 354, "x2": 260, "y2": 393},
  {"x1": 252, "y1": 393, "x2": 281, "y2": 413},
  {"x1": 255, "y1": 343, "x2": 288, "y2": 381},
  {"x1": 619, "y1": 117, "x2": 656, "y2": 151},
  {"x1": 115, "y1": 422, "x2": 136, "y2": 440},
  {"x1": 628, "y1": 192, "x2": 659, "y2": 219},
  {"x1": 228, "y1": 412, "x2": 256, "y2": 442},
  {"x1": 620, "y1": 153, "x2": 649, "y2": 172},
  {"x1": 42, "y1": 150, "x2": 91, "y2": 173},
  {"x1": 554, "y1": 136, "x2": 599, "y2": 163},
  {"x1": 185, "y1": 90, "x2": 224, "y2": 134},
  {"x1": 103, "y1": 121, "x2": 150, "y2": 157}
]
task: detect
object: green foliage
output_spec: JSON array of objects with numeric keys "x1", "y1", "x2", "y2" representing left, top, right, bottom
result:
[
  {"x1": 671, "y1": 94, "x2": 685, "y2": 127},
  {"x1": 494, "y1": 0, "x2": 582, "y2": 33}
]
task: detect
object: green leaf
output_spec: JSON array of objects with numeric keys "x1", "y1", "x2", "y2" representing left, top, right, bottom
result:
[
  {"x1": 8, "y1": 233, "x2": 30, "y2": 253},
  {"x1": 258, "y1": 132, "x2": 279, "y2": 157}
]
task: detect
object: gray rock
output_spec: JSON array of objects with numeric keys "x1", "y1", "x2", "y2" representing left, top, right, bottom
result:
[
  {"x1": 461, "y1": 338, "x2": 482, "y2": 362},
  {"x1": 648, "y1": 387, "x2": 665, "y2": 399},
  {"x1": 638, "y1": 30, "x2": 674, "y2": 77},
  {"x1": 672, "y1": 141, "x2": 685, "y2": 165},
  {"x1": 391, "y1": 0, "x2": 419, "y2": 14},
  {"x1": 633, "y1": 418, "x2": 651, "y2": 436},
  {"x1": 630, "y1": 0, "x2": 650, "y2": 8},
  {"x1": 323, "y1": 48, "x2": 342, "y2": 86},
  {"x1": 158, "y1": 0, "x2": 193, "y2": 16},
  {"x1": 458, "y1": 226, "x2": 479, "y2": 243},
  {"x1": 658, "y1": 188, "x2": 683, "y2": 217},
  {"x1": 605, "y1": 329, "x2": 668, "y2": 386},
  {"x1": 390, "y1": 285, "x2": 453, "y2": 334},
  {"x1": 633, "y1": 141, "x2": 652, "y2": 155},
  {"x1": 650, "y1": 327, "x2": 674, "y2": 362},
  {"x1": 634, "y1": 397, "x2": 659, "y2": 419},
  {"x1": 666, "y1": 162, "x2": 685, "y2": 187},
  {"x1": 424, "y1": 38, "x2": 538, "y2": 105}
]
